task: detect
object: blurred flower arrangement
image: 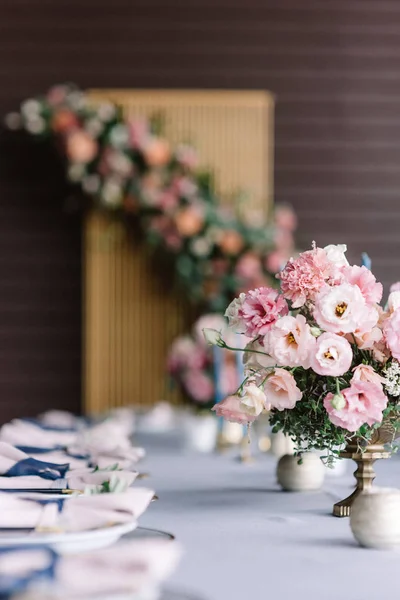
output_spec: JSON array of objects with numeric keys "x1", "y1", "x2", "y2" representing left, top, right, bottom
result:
[
  {"x1": 204, "y1": 244, "x2": 400, "y2": 463},
  {"x1": 167, "y1": 314, "x2": 249, "y2": 410},
  {"x1": 7, "y1": 84, "x2": 296, "y2": 312}
]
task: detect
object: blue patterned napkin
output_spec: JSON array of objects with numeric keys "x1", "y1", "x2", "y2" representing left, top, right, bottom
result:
[{"x1": 5, "y1": 457, "x2": 69, "y2": 480}]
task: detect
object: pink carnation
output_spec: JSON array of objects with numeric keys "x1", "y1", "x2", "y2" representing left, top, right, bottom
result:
[
  {"x1": 277, "y1": 247, "x2": 335, "y2": 308},
  {"x1": 182, "y1": 370, "x2": 214, "y2": 403},
  {"x1": 324, "y1": 381, "x2": 387, "y2": 433},
  {"x1": 239, "y1": 287, "x2": 288, "y2": 337},
  {"x1": 341, "y1": 265, "x2": 383, "y2": 305},
  {"x1": 212, "y1": 395, "x2": 256, "y2": 424},
  {"x1": 384, "y1": 308, "x2": 400, "y2": 361}
]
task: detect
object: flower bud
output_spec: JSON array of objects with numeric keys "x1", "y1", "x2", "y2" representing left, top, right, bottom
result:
[
  {"x1": 331, "y1": 392, "x2": 346, "y2": 410},
  {"x1": 310, "y1": 326, "x2": 322, "y2": 338},
  {"x1": 202, "y1": 328, "x2": 224, "y2": 347}
]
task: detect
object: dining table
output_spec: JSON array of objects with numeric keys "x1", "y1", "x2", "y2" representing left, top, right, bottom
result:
[{"x1": 135, "y1": 430, "x2": 400, "y2": 600}]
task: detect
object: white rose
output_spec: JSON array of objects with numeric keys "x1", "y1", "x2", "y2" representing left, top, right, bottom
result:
[
  {"x1": 202, "y1": 328, "x2": 224, "y2": 347},
  {"x1": 388, "y1": 291, "x2": 400, "y2": 313},
  {"x1": 240, "y1": 384, "x2": 266, "y2": 417},
  {"x1": 224, "y1": 293, "x2": 246, "y2": 333},
  {"x1": 324, "y1": 244, "x2": 349, "y2": 267}
]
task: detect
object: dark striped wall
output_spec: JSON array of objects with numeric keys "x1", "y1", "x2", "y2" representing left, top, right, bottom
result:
[{"x1": 1, "y1": 0, "x2": 399, "y2": 421}]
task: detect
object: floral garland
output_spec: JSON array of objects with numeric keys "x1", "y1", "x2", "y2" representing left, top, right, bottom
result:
[{"x1": 7, "y1": 84, "x2": 296, "y2": 312}]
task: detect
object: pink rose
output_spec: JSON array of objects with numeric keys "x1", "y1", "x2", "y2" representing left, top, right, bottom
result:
[
  {"x1": 384, "y1": 308, "x2": 400, "y2": 361},
  {"x1": 212, "y1": 395, "x2": 256, "y2": 424},
  {"x1": 341, "y1": 265, "x2": 383, "y2": 305},
  {"x1": 324, "y1": 381, "x2": 387, "y2": 432},
  {"x1": 314, "y1": 283, "x2": 377, "y2": 334},
  {"x1": 351, "y1": 365, "x2": 386, "y2": 386},
  {"x1": 264, "y1": 368, "x2": 303, "y2": 411},
  {"x1": 182, "y1": 370, "x2": 214, "y2": 403},
  {"x1": 278, "y1": 247, "x2": 335, "y2": 308},
  {"x1": 66, "y1": 130, "x2": 98, "y2": 163},
  {"x1": 143, "y1": 137, "x2": 171, "y2": 167},
  {"x1": 239, "y1": 287, "x2": 288, "y2": 337},
  {"x1": 264, "y1": 314, "x2": 316, "y2": 369},
  {"x1": 311, "y1": 332, "x2": 353, "y2": 377}
]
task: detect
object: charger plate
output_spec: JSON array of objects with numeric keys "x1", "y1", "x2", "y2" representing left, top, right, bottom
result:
[{"x1": 0, "y1": 520, "x2": 137, "y2": 554}]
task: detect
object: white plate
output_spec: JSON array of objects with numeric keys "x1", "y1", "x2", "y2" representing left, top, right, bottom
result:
[{"x1": 0, "y1": 520, "x2": 137, "y2": 554}]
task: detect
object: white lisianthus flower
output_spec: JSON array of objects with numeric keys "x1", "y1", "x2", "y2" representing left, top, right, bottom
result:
[
  {"x1": 244, "y1": 339, "x2": 275, "y2": 370},
  {"x1": 202, "y1": 328, "x2": 225, "y2": 347},
  {"x1": 240, "y1": 384, "x2": 266, "y2": 417},
  {"x1": 324, "y1": 244, "x2": 349, "y2": 267},
  {"x1": 224, "y1": 293, "x2": 246, "y2": 333},
  {"x1": 314, "y1": 283, "x2": 377, "y2": 334}
]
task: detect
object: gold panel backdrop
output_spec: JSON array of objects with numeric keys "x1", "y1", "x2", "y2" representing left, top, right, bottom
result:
[{"x1": 84, "y1": 90, "x2": 274, "y2": 414}]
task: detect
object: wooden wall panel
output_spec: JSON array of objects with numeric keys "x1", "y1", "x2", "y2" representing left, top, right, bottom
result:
[
  {"x1": 0, "y1": 0, "x2": 399, "y2": 419},
  {"x1": 84, "y1": 90, "x2": 272, "y2": 413}
]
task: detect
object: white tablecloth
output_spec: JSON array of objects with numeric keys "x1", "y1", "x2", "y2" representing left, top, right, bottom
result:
[{"x1": 136, "y1": 432, "x2": 400, "y2": 600}]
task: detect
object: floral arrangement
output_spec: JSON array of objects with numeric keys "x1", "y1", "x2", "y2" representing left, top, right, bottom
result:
[
  {"x1": 6, "y1": 84, "x2": 296, "y2": 312},
  {"x1": 167, "y1": 314, "x2": 248, "y2": 410},
  {"x1": 204, "y1": 243, "x2": 400, "y2": 461}
]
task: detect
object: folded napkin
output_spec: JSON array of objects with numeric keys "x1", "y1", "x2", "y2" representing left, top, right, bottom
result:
[
  {"x1": 0, "y1": 547, "x2": 57, "y2": 598},
  {"x1": 0, "y1": 443, "x2": 69, "y2": 480},
  {"x1": 0, "y1": 420, "x2": 77, "y2": 448},
  {"x1": 38, "y1": 410, "x2": 83, "y2": 430},
  {"x1": 66, "y1": 468, "x2": 138, "y2": 493},
  {"x1": 56, "y1": 538, "x2": 181, "y2": 597},
  {"x1": 0, "y1": 487, "x2": 154, "y2": 532},
  {"x1": 0, "y1": 475, "x2": 56, "y2": 489}
]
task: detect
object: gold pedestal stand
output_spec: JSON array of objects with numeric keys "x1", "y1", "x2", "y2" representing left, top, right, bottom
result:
[{"x1": 333, "y1": 443, "x2": 390, "y2": 517}]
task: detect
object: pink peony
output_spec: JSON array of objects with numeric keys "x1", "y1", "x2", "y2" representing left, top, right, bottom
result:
[
  {"x1": 341, "y1": 265, "x2": 383, "y2": 305},
  {"x1": 351, "y1": 365, "x2": 386, "y2": 386},
  {"x1": 238, "y1": 287, "x2": 288, "y2": 337},
  {"x1": 324, "y1": 381, "x2": 387, "y2": 432},
  {"x1": 278, "y1": 247, "x2": 335, "y2": 308},
  {"x1": 384, "y1": 308, "x2": 400, "y2": 361},
  {"x1": 66, "y1": 130, "x2": 98, "y2": 163},
  {"x1": 313, "y1": 283, "x2": 377, "y2": 334},
  {"x1": 264, "y1": 314, "x2": 316, "y2": 369},
  {"x1": 182, "y1": 370, "x2": 214, "y2": 403},
  {"x1": 212, "y1": 395, "x2": 256, "y2": 424},
  {"x1": 311, "y1": 332, "x2": 353, "y2": 377},
  {"x1": 263, "y1": 368, "x2": 303, "y2": 411}
]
